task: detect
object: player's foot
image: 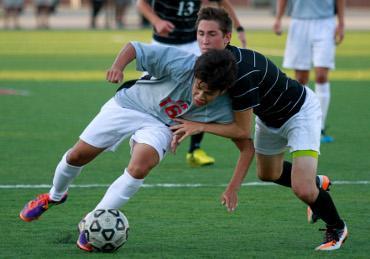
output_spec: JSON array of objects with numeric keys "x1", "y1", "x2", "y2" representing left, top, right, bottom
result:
[
  {"x1": 315, "y1": 222, "x2": 348, "y2": 251},
  {"x1": 186, "y1": 148, "x2": 215, "y2": 167},
  {"x1": 307, "y1": 175, "x2": 331, "y2": 224},
  {"x1": 19, "y1": 193, "x2": 68, "y2": 222},
  {"x1": 77, "y1": 231, "x2": 94, "y2": 252},
  {"x1": 321, "y1": 130, "x2": 334, "y2": 143}
]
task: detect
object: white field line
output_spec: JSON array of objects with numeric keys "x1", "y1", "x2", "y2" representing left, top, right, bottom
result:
[{"x1": 0, "y1": 181, "x2": 369, "y2": 189}]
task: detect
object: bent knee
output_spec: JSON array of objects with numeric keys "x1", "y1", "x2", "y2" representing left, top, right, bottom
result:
[
  {"x1": 66, "y1": 149, "x2": 92, "y2": 166},
  {"x1": 127, "y1": 162, "x2": 157, "y2": 179},
  {"x1": 291, "y1": 185, "x2": 318, "y2": 204}
]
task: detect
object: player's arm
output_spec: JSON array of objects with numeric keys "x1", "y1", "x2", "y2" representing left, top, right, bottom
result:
[
  {"x1": 106, "y1": 43, "x2": 136, "y2": 83},
  {"x1": 273, "y1": 0, "x2": 288, "y2": 35},
  {"x1": 136, "y1": 0, "x2": 175, "y2": 36},
  {"x1": 221, "y1": 137, "x2": 254, "y2": 212},
  {"x1": 218, "y1": 0, "x2": 247, "y2": 48},
  {"x1": 171, "y1": 108, "x2": 253, "y2": 141},
  {"x1": 335, "y1": 0, "x2": 345, "y2": 45}
]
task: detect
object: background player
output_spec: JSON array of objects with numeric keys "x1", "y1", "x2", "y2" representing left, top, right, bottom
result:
[
  {"x1": 137, "y1": 0, "x2": 247, "y2": 166},
  {"x1": 273, "y1": 0, "x2": 345, "y2": 143},
  {"x1": 171, "y1": 7, "x2": 348, "y2": 251}
]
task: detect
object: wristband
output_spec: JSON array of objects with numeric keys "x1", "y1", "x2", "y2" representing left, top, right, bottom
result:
[{"x1": 236, "y1": 26, "x2": 244, "y2": 32}]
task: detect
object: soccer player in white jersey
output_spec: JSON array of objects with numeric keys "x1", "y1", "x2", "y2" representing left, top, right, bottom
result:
[
  {"x1": 171, "y1": 7, "x2": 348, "y2": 251},
  {"x1": 273, "y1": 0, "x2": 345, "y2": 143},
  {"x1": 137, "y1": 0, "x2": 247, "y2": 167},
  {"x1": 19, "y1": 43, "x2": 237, "y2": 252}
]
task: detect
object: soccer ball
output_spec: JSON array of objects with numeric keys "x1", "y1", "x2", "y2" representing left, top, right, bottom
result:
[{"x1": 79, "y1": 209, "x2": 129, "y2": 252}]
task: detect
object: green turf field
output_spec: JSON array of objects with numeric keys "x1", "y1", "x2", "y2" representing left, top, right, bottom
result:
[{"x1": 0, "y1": 29, "x2": 369, "y2": 258}]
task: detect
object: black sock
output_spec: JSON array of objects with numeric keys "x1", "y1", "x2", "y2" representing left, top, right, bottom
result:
[
  {"x1": 310, "y1": 189, "x2": 344, "y2": 229},
  {"x1": 273, "y1": 161, "x2": 324, "y2": 189},
  {"x1": 273, "y1": 161, "x2": 292, "y2": 187},
  {"x1": 188, "y1": 133, "x2": 204, "y2": 153}
]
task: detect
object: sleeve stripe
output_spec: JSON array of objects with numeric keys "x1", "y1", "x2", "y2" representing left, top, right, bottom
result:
[
  {"x1": 258, "y1": 56, "x2": 268, "y2": 85},
  {"x1": 234, "y1": 86, "x2": 258, "y2": 98},
  {"x1": 262, "y1": 67, "x2": 280, "y2": 98},
  {"x1": 233, "y1": 103, "x2": 260, "y2": 112},
  {"x1": 287, "y1": 88, "x2": 305, "y2": 113},
  {"x1": 236, "y1": 70, "x2": 260, "y2": 82}
]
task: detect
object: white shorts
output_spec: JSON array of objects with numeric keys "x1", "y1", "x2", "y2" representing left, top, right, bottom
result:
[
  {"x1": 254, "y1": 87, "x2": 322, "y2": 155},
  {"x1": 151, "y1": 39, "x2": 201, "y2": 56},
  {"x1": 283, "y1": 17, "x2": 336, "y2": 70},
  {"x1": 80, "y1": 98, "x2": 172, "y2": 161}
]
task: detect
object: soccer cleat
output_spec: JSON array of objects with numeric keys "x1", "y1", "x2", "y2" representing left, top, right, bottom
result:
[
  {"x1": 321, "y1": 130, "x2": 334, "y2": 143},
  {"x1": 77, "y1": 231, "x2": 93, "y2": 252},
  {"x1": 186, "y1": 148, "x2": 215, "y2": 167},
  {"x1": 307, "y1": 175, "x2": 331, "y2": 224},
  {"x1": 315, "y1": 222, "x2": 348, "y2": 251},
  {"x1": 19, "y1": 193, "x2": 68, "y2": 222}
]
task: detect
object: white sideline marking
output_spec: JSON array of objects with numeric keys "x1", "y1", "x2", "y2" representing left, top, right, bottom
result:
[{"x1": 0, "y1": 181, "x2": 368, "y2": 189}]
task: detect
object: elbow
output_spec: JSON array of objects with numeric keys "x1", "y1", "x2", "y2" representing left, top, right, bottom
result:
[{"x1": 234, "y1": 129, "x2": 250, "y2": 140}]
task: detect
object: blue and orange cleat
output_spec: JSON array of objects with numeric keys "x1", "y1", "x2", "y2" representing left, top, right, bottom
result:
[
  {"x1": 307, "y1": 175, "x2": 331, "y2": 224},
  {"x1": 77, "y1": 231, "x2": 93, "y2": 252},
  {"x1": 19, "y1": 193, "x2": 68, "y2": 222}
]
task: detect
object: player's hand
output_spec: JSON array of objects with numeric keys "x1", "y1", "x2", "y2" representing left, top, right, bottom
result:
[
  {"x1": 238, "y1": 31, "x2": 247, "y2": 48},
  {"x1": 170, "y1": 118, "x2": 204, "y2": 144},
  {"x1": 170, "y1": 133, "x2": 183, "y2": 153},
  {"x1": 273, "y1": 19, "x2": 283, "y2": 36},
  {"x1": 221, "y1": 187, "x2": 238, "y2": 212},
  {"x1": 154, "y1": 20, "x2": 175, "y2": 37},
  {"x1": 335, "y1": 23, "x2": 345, "y2": 45},
  {"x1": 106, "y1": 67, "x2": 124, "y2": 83}
]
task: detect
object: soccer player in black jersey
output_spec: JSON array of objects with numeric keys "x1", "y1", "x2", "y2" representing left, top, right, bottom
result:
[
  {"x1": 171, "y1": 7, "x2": 348, "y2": 251},
  {"x1": 137, "y1": 0, "x2": 246, "y2": 167}
]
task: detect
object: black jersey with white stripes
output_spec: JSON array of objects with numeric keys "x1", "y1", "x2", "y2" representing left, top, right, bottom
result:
[
  {"x1": 226, "y1": 45, "x2": 306, "y2": 128},
  {"x1": 150, "y1": 0, "x2": 220, "y2": 44}
]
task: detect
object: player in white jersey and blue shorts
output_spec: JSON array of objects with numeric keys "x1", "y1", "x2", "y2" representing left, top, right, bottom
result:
[
  {"x1": 19, "y1": 43, "x2": 237, "y2": 252},
  {"x1": 137, "y1": 0, "x2": 247, "y2": 166},
  {"x1": 171, "y1": 7, "x2": 348, "y2": 251},
  {"x1": 273, "y1": 0, "x2": 345, "y2": 143}
]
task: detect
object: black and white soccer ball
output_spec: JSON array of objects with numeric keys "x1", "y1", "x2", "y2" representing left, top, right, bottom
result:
[{"x1": 79, "y1": 209, "x2": 129, "y2": 252}]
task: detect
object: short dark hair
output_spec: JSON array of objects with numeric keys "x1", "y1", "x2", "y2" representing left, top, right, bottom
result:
[
  {"x1": 194, "y1": 49, "x2": 237, "y2": 92},
  {"x1": 196, "y1": 7, "x2": 232, "y2": 35}
]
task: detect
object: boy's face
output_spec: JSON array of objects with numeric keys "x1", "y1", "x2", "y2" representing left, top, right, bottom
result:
[
  {"x1": 192, "y1": 79, "x2": 224, "y2": 107},
  {"x1": 197, "y1": 20, "x2": 231, "y2": 54}
]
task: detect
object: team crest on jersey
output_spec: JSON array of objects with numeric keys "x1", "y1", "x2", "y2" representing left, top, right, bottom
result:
[{"x1": 159, "y1": 96, "x2": 189, "y2": 118}]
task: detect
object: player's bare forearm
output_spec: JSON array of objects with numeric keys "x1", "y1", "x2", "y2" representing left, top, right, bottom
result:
[
  {"x1": 107, "y1": 43, "x2": 136, "y2": 83},
  {"x1": 228, "y1": 138, "x2": 254, "y2": 190},
  {"x1": 219, "y1": 0, "x2": 247, "y2": 47},
  {"x1": 335, "y1": 0, "x2": 345, "y2": 44},
  {"x1": 221, "y1": 138, "x2": 254, "y2": 212},
  {"x1": 136, "y1": 0, "x2": 161, "y2": 25}
]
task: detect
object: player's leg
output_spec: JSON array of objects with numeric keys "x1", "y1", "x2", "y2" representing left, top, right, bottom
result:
[
  {"x1": 256, "y1": 153, "x2": 284, "y2": 182},
  {"x1": 292, "y1": 154, "x2": 347, "y2": 250},
  {"x1": 94, "y1": 118, "x2": 172, "y2": 209},
  {"x1": 314, "y1": 67, "x2": 333, "y2": 142},
  {"x1": 294, "y1": 70, "x2": 310, "y2": 86},
  {"x1": 20, "y1": 98, "x2": 128, "y2": 222},
  {"x1": 94, "y1": 143, "x2": 159, "y2": 209},
  {"x1": 19, "y1": 140, "x2": 104, "y2": 222},
  {"x1": 313, "y1": 17, "x2": 336, "y2": 143}
]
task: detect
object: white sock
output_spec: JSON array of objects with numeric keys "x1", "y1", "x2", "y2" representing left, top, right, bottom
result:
[
  {"x1": 315, "y1": 82, "x2": 331, "y2": 131},
  {"x1": 95, "y1": 169, "x2": 144, "y2": 209},
  {"x1": 49, "y1": 151, "x2": 83, "y2": 201}
]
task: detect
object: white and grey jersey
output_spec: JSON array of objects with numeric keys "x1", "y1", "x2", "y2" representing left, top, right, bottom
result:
[
  {"x1": 114, "y1": 42, "x2": 233, "y2": 126},
  {"x1": 290, "y1": 0, "x2": 335, "y2": 19},
  {"x1": 226, "y1": 45, "x2": 306, "y2": 128}
]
